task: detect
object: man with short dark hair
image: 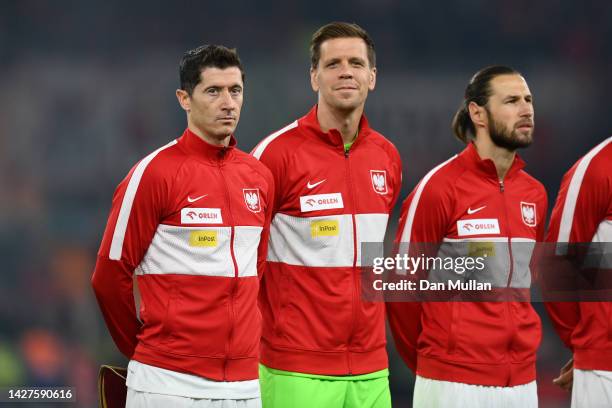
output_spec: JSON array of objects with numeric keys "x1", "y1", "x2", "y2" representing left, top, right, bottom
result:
[
  {"x1": 387, "y1": 66, "x2": 547, "y2": 407},
  {"x1": 252, "y1": 22, "x2": 402, "y2": 408},
  {"x1": 92, "y1": 45, "x2": 274, "y2": 408},
  {"x1": 545, "y1": 136, "x2": 612, "y2": 408}
]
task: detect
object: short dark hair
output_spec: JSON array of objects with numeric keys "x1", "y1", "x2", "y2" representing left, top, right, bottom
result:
[
  {"x1": 310, "y1": 22, "x2": 376, "y2": 69},
  {"x1": 452, "y1": 65, "x2": 521, "y2": 143},
  {"x1": 179, "y1": 45, "x2": 244, "y2": 95}
]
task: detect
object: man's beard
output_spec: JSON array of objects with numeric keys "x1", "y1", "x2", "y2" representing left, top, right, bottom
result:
[{"x1": 487, "y1": 110, "x2": 533, "y2": 151}]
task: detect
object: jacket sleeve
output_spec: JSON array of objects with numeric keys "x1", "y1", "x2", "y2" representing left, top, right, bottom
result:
[
  {"x1": 388, "y1": 144, "x2": 403, "y2": 211},
  {"x1": 386, "y1": 176, "x2": 453, "y2": 372},
  {"x1": 91, "y1": 159, "x2": 168, "y2": 358},
  {"x1": 544, "y1": 158, "x2": 609, "y2": 349},
  {"x1": 251, "y1": 141, "x2": 285, "y2": 213},
  {"x1": 257, "y1": 168, "x2": 276, "y2": 279}
]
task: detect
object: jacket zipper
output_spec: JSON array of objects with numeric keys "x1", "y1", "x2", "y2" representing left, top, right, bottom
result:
[
  {"x1": 500, "y1": 179, "x2": 516, "y2": 383},
  {"x1": 344, "y1": 148, "x2": 358, "y2": 375},
  {"x1": 500, "y1": 180, "x2": 515, "y2": 288},
  {"x1": 219, "y1": 153, "x2": 239, "y2": 381}
]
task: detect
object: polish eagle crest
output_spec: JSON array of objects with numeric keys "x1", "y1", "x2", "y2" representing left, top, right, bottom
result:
[
  {"x1": 370, "y1": 170, "x2": 388, "y2": 195},
  {"x1": 243, "y1": 188, "x2": 262, "y2": 213},
  {"x1": 520, "y1": 202, "x2": 536, "y2": 227}
]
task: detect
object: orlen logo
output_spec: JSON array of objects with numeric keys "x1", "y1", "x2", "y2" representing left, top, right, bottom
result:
[
  {"x1": 457, "y1": 219, "x2": 500, "y2": 236},
  {"x1": 300, "y1": 193, "x2": 344, "y2": 213},
  {"x1": 462, "y1": 222, "x2": 496, "y2": 232},
  {"x1": 305, "y1": 197, "x2": 339, "y2": 207},
  {"x1": 181, "y1": 208, "x2": 223, "y2": 225}
]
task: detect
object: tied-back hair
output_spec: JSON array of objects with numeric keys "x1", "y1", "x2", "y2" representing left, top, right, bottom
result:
[{"x1": 452, "y1": 65, "x2": 520, "y2": 143}]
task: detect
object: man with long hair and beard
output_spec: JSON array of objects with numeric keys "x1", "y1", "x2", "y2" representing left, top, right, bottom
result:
[{"x1": 387, "y1": 66, "x2": 547, "y2": 407}]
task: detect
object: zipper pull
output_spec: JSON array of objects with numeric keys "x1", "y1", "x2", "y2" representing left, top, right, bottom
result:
[{"x1": 499, "y1": 180, "x2": 505, "y2": 192}]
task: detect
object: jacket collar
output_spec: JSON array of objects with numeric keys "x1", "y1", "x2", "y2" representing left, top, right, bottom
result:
[
  {"x1": 178, "y1": 127, "x2": 236, "y2": 163},
  {"x1": 300, "y1": 105, "x2": 371, "y2": 148},
  {"x1": 459, "y1": 142, "x2": 526, "y2": 181}
]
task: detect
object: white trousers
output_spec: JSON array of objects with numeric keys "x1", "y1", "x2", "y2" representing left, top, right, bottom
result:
[
  {"x1": 126, "y1": 387, "x2": 262, "y2": 408},
  {"x1": 413, "y1": 375, "x2": 537, "y2": 408},
  {"x1": 572, "y1": 369, "x2": 612, "y2": 408}
]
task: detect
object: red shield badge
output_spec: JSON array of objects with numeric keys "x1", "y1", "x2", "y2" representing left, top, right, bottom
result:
[
  {"x1": 370, "y1": 170, "x2": 388, "y2": 195},
  {"x1": 243, "y1": 188, "x2": 261, "y2": 213},
  {"x1": 520, "y1": 202, "x2": 537, "y2": 227}
]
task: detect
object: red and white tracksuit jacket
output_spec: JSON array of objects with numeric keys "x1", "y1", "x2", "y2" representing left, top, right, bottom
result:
[
  {"x1": 387, "y1": 142, "x2": 547, "y2": 386},
  {"x1": 545, "y1": 136, "x2": 612, "y2": 371},
  {"x1": 251, "y1": 105, "x2": 402, "y2": 375},
  {"x1": 92, "y1": 128, "x2": 274, "y2": 381}
]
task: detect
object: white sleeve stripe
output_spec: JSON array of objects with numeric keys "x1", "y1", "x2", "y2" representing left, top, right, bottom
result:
[
  {"x1": 556, "y1": 136, "x2": 612, "y2": 246},
  {"x1": 399, "y1": 155, "x2": 458, "y2": 244},
  {"x1": 109, "y1": 140, "x2": 178, "y2": 261},
  {"x1": 251, "y1": 121, "x2": 298, "y2": 160}
]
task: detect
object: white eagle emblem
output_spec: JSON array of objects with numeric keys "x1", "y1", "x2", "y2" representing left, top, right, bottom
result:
[
  {"x1": 370, "y1": 170, "x2": 388, "y2": 195},
  {"x1": 520, "y1": 202, "x2": 537, "y2": 227},
  {"x1": 243, "y1": 188, "x2": 262, "y2": 213}
]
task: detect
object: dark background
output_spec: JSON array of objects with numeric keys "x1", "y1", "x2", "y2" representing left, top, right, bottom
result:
[{"x1": 1, "y1": 1, "x2": 610, "y2": 406}]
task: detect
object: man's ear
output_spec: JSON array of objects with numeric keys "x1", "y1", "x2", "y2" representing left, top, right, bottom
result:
[
  {"x1": 368, "y1": 66, "x2": 377, "y2": 91},
  {"x1": 176, "y1": 89, "x2": 191, "y2": 112},
  {"x1": 310, "y1": 67, "x2": 319, "y2": 92},
  {"x1": 468, "y1": 101, "x2": 487, "y2": 130}
]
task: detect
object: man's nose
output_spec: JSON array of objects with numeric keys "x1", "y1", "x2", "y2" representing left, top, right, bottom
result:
[
  {"x1": 338, "y1": 61, "x2": 354, "y2": 78},
  {"x1": 519, "y1": 100, "x2": 533, "y2": 117},
  {"x1": 219, "y1": 90, "x2": 236, "y2": 109}
]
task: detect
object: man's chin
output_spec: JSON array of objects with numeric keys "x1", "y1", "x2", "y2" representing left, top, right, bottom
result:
[
  {"x1": 514, "y1": 131, "x2": 534, "y2": 147},
  {"x1": 213, "y1": 126, "x2": 236, "y2": 138},
  {"x1": 500, "y1": 139, "x2": 533, "y2": 151},
  {"x1": 330, "y1": 98, "x2": 364, "y2": 112},
  {"x1": 490, "y1": 133, "x2": 533, "y2": 151},
  {"x1": 203, "y1": 129, "x2": 234, "y2": 145}
]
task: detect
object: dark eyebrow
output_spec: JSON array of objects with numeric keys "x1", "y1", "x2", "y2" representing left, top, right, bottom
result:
[
  {"x1": 324, "y1": 58, "x2": 340, "y2": 65},
  {"x1": 204, "y1": 84, "x2": 243, "y2": 91}
]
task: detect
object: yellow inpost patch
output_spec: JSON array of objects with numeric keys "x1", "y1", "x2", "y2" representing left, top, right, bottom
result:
[
  {"x1": 189, "y1": 230, "x2": 218, "y2": 247},
  {"x1": 310, "y1": 220, "x2": 339, "y2": 238},
  {"x1": 468, "y1": 241, "x2": 496, "y2": 258}
]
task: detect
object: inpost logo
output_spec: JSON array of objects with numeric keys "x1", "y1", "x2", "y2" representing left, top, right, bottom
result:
[
  {"x1": 310, "y1": 220, "x2": 339, "y2": 238},
  {"x1": 189, "y1": 230, "x2": 218, "y2": 247},
  {"x1": 468, "y1": 241, "x2": 496, "y2": 258}
]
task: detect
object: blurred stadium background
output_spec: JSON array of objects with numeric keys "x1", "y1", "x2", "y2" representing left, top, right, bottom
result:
[{"x1": 0, "y1": 1, "x2": 610, "y2": 406}]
